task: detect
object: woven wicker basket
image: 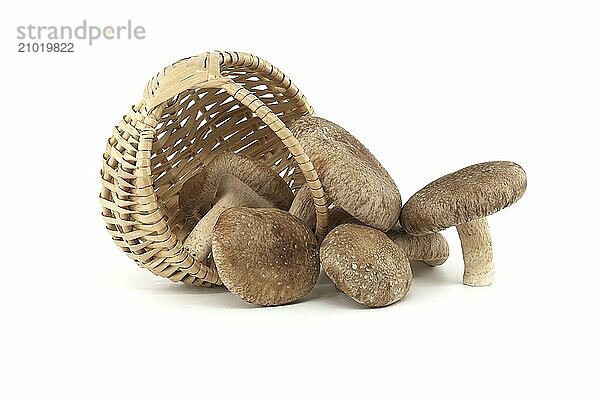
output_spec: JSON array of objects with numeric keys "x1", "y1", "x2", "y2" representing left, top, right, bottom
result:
[{"x1": 100, "y1": 51, "x2": 329, "y2": 286}]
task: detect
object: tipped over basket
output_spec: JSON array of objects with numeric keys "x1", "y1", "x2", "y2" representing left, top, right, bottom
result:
[{"x1": 100, "y1": 51, "x2": 329, "y2": 286}]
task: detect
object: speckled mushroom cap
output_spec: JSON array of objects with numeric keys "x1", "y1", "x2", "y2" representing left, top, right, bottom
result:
[
  {"x1": 387, "y1": 225, "x2": 449, "y2": 266},
  {"x1": 179, "y1": 153, "x2": 294, "y2": 226},
  {"x1": 212, "y1": 207, "x2": 319, "y2": 306},
  {"x1": 290, "y1": 115, "x2": 401, "y2": 231},
  {"x1": 320, "y1": 224, "x2": 412, "y2": 307},
  {"x1": 401, "y1": 161, "x2": 527, "y2": 235}
]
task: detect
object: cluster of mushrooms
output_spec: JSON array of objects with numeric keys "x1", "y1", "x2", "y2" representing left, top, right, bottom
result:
[{"x1": 180, "y1": 115, "x2": 527, "y2": 307}]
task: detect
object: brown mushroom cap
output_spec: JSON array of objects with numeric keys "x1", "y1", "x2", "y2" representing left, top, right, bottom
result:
[
  {"x1": 290, "y1": 115, "x2": 401, "y2": 231},
  {"x1": 387, "y1": 225, "x2": 449, "y2": 266},
  {"x1": 400, "y1": 161, "x2": 527, "y2": 235},
  {"x1": 212, "y1": 207, "x2": 319, "y2": 306},
  {"x1": 320, "y1": 224, "x2": 412, "y2": 307},
  {"x1": 179, "y1": 152, "x2": 294, "y2": 226}
]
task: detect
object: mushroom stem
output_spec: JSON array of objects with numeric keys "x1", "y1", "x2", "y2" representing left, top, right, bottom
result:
[
  {"x1": 184, "y1": 175, "x2": 272, "y2": 261},
  {"x1": 387, "y1": 228, "x2": 450, "y2": 267},
  {"x1": 289, "y1": 183, "x2": 316, "y2": 229},
  {"x1": 455, "y1": 218, "x2": 494, "y2": 286}
]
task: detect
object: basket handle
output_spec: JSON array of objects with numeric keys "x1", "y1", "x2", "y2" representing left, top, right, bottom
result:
[{"x1": 143, "y1": 52, "x2": 228, "y2": 110}]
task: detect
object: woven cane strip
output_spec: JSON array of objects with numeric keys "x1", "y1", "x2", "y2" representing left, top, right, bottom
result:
[{"x1": 101, "y1": 102, "x2": 219, "y2": 286}]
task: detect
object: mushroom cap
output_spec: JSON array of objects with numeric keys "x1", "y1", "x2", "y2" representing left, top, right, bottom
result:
[
  {"x1": 320, "y1": 224, "x2": 412, "y2": 307},
  {"x1": 387, "y1": 225, "x2": 449, "y2": 266},
  {"x1": 400, "y1": 161, "x2": 527, "y2": 235},
  {"x1": 179, "y1": 167, "x2": 210, "y2": 224},
  {"x1": 212, "y1": 207, "x2": 319, "y2": 306},
  {"x1": 179, "y1": 153, "x2": 294, "y2": 226},
  {"x1": 290, "y1": 115, "x2": 401, "y2": 231}
]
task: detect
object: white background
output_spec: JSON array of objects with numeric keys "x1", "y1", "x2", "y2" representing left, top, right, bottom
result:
[{"x1": 1, "y1": 1, "x2": 599, "y2": 399}]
